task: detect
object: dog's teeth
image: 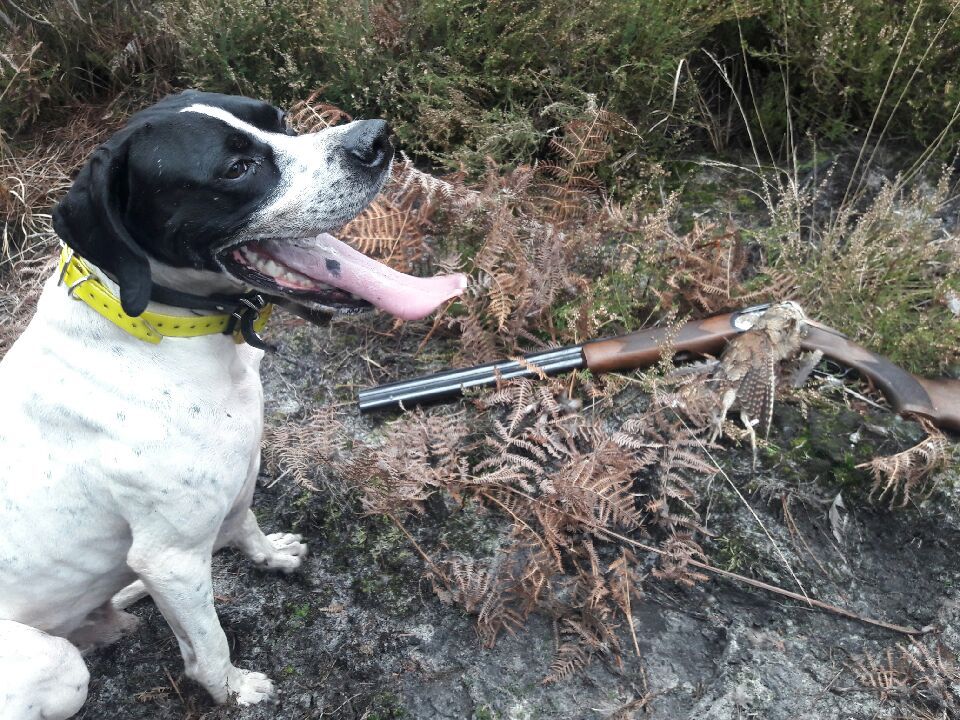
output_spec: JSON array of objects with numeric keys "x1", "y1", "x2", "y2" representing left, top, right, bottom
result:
[{"x1": 238, "y1": 245, "x2": 353, "y2": 297}]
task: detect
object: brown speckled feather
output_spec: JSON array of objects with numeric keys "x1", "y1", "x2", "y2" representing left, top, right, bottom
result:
[
  {"x1": 714, "y1": 303, "x2": 805, "y2": 438},
  {"x1": 735, "y1": 352, "x2": 776, "y2": 436}
]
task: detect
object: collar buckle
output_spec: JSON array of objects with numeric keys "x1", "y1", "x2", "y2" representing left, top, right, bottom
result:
[{"x1": 58, "y1": 247, "x2": 95, "y2": 298}]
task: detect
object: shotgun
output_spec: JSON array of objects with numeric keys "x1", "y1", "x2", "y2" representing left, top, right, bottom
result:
[{"x1": 357, "y1": 302, "x2": 960, "y2": 432}]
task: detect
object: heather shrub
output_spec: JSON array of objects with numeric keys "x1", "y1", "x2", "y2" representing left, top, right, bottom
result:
[
  {"x1": 0, "y1": 1, "x2": 175, "y2": 131},
  {"x1": 4, "y1": 1, "x2": 960, "y2": 375},
  {"x1": 6, "y1": 0, "x2": 960, "y2": 167},
  {"x1": 748, "y1": 1, "x2": 960, "y2": 146}
]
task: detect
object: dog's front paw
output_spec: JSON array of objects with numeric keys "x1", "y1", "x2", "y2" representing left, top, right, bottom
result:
[
  {"x1": 251, "y1": 532, "x2": 308, "y2": 573},
  {"x1": 227, "y1": 668, "x2": 275, "y2": 706}
]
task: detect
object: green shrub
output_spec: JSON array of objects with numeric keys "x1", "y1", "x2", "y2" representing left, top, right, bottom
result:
[
  {"x1": 0, "y1": 1, "x2": 175, "y2": 131},
  {"x1": 767, "y1": 168, "x2": 960, "y2": 375},
  {"x1": 5, "y1": 1, "x2": 960, "y2": 169},
  {"x1": 743, "y1": 1, "x2": 960, "y2": 149}
]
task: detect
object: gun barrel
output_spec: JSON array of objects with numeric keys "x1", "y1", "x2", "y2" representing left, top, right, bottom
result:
[
  {"x1": 357, "y1": 345, "x2": 586, "y2": 412},
  {"x1": 359, "y1": 305, "x2": 772, "y2": 413}
]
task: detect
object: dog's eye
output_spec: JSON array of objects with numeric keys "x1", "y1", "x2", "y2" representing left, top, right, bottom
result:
[{"x1": 224, "y1": 159, "x2": 251, "y2": 179}]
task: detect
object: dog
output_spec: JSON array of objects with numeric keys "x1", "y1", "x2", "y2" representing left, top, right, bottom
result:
[{"x1": 0, "y1": 90, "x2": 466, "y2": 719}]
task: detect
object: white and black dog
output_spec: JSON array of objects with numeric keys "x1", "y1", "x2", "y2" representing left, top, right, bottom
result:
[{"x1": 0, "y1": 90, "x2": 465, "y2": 719}]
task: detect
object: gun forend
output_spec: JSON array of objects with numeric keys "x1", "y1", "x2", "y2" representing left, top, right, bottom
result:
[{"x1": 581, "y1": 311, "x2": 747, "y2": 372}]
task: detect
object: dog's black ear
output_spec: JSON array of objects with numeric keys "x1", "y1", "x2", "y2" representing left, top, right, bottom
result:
[{"x1": 53, "y1": 135, "x2": 152, "y2": 316}]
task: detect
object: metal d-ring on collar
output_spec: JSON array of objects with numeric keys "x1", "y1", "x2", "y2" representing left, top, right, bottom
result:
[
  {"x1": 57, "y1": 246, "x2": 95, "y2": 298},
  {"x1": 225, "y1": 293, "x2": 276, "y2": 352}
]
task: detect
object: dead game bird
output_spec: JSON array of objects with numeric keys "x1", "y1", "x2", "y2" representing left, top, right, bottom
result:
[{"x1": 709, "y1": 302, "x2": 806, "y2": 454}]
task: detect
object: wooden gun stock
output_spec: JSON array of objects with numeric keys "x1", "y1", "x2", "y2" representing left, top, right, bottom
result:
[
  {"x1": 582, "y1": 312, "x2": 742, "y2": 372},
  {"x1": 801, "y1": 324, "x2": 960, "y2": 432}
]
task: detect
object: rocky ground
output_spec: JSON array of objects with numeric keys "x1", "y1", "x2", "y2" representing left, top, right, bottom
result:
[{"x1": 77, "y1": 312, "x2": 960, "y2": 720}]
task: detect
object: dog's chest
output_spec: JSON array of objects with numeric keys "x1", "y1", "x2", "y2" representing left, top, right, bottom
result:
[{"x1": 1, "y1": 283, "x2": 266, "y2": 507}]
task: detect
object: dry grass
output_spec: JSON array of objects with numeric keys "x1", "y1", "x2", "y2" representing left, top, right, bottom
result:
[
  {"x1": 0, "y1": 103, "x2": 129, "y2": 261},
  {"x1": 769, "y1": 165, "x2": 960, "y2": 375},
  {"x1": 0, "y1": 103, "x2": 128, "y2": 355}
]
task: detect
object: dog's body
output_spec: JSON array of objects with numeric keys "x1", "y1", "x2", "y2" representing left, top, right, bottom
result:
[
  {"x1": 0, "y1": 270, "x2": 279, "y2": 715},
  {"x1": 0, "y1": 91, "x2": 464, "y2": 719}
]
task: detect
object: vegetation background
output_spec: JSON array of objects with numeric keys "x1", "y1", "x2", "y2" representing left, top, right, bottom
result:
[
  {"x1": 2, "y1": 1, "x2": 960, "y2": 718},
  {"x1": 3, "y1": 0, "x2": 960, "y2": 370}
]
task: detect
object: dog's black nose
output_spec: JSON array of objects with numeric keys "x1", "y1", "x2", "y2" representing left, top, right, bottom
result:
[{"x1": 342, "y1": 120, "x2": 393, "y2": 168}]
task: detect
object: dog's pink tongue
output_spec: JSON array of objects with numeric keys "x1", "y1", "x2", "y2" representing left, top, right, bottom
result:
[{"x1": 264, "y1": 234, "x2": 467, "y2": 320}]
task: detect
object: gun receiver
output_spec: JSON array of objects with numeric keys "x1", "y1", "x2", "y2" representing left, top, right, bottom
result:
[{"x1": 358, "y1": 304, "x2": 960, "y2": 432}]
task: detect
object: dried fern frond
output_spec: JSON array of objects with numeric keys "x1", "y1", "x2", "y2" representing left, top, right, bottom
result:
[
  {"x1": 850, "y1": 647, "x2": 909, "y2": 703},
  {"x1": 535, "y1": 102, "x2": 625, "y2": 222},
  {"x1": 418, "y1": 104, "x2": 630, "y2": 361},
  {"x1": 851, "y1": 639, "x2": 960, "y2": 715},
  {"x1": 608, "y1": 547, "x2": 644, "y2": 660},
  {"x1": 542, "y1": 635, "x2": 590, "y2": 685},
  {"x1": 443, "y1": 554, "x2": 523, "y2": 647},
  {"x1": 543, "y1": 611, "x2": 620, "y2": 685},
  {"x1": 2, "y1": 103, "x2": 121, "y2": 264},
  {"x1": 347, "y1": 409, "x2": 471, "y2": 515},
  {"x1": 261, "y1": 408, "x2": 347, "y2": 492},
  {"x1": 857, "y1": 421, "x2": 952, "y2": 507},
  {"x1": 392, "y1": 152, "x2": 480, "y2": 210},
  {"x1": 287, "y1": 91, "x2": 352, "y2": 133},
  {"x1": 339, "y1": 195, "x2": 428, "y2": 273},
  {"x1": 327, "y1": 355, "x2": 733, "y2": 683},
  {"x1": 543, "y1": 634, "x2": 592, "y2": 685},
  {"x1": 644, "y1": 221, "x2": 797, "y2": 315},
  {"x1": 650, "y1": 533, "x2": 710, "y2": 587}
]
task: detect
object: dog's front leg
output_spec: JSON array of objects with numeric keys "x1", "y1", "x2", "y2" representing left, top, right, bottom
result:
[
  {"x1": 126, "y1": 544, "x2": 274, "y2": 705},
  {"x1": 112, "y1": 509, "x2": 308, "y2": 614}
]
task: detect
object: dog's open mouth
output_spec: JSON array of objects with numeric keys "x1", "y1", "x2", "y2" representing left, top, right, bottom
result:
[{"x1": 219, "y1": 233, "x2": 467, "y2": 320}]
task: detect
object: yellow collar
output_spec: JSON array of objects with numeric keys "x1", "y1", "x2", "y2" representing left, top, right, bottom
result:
[{"x1": 57, "y1": 245, "x2": 272, "y2": 345}]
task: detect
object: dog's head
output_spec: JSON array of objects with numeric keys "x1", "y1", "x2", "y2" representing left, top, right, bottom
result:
[{"x1": 53, "y1": 90, "x2": 464, "y2": 320}]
